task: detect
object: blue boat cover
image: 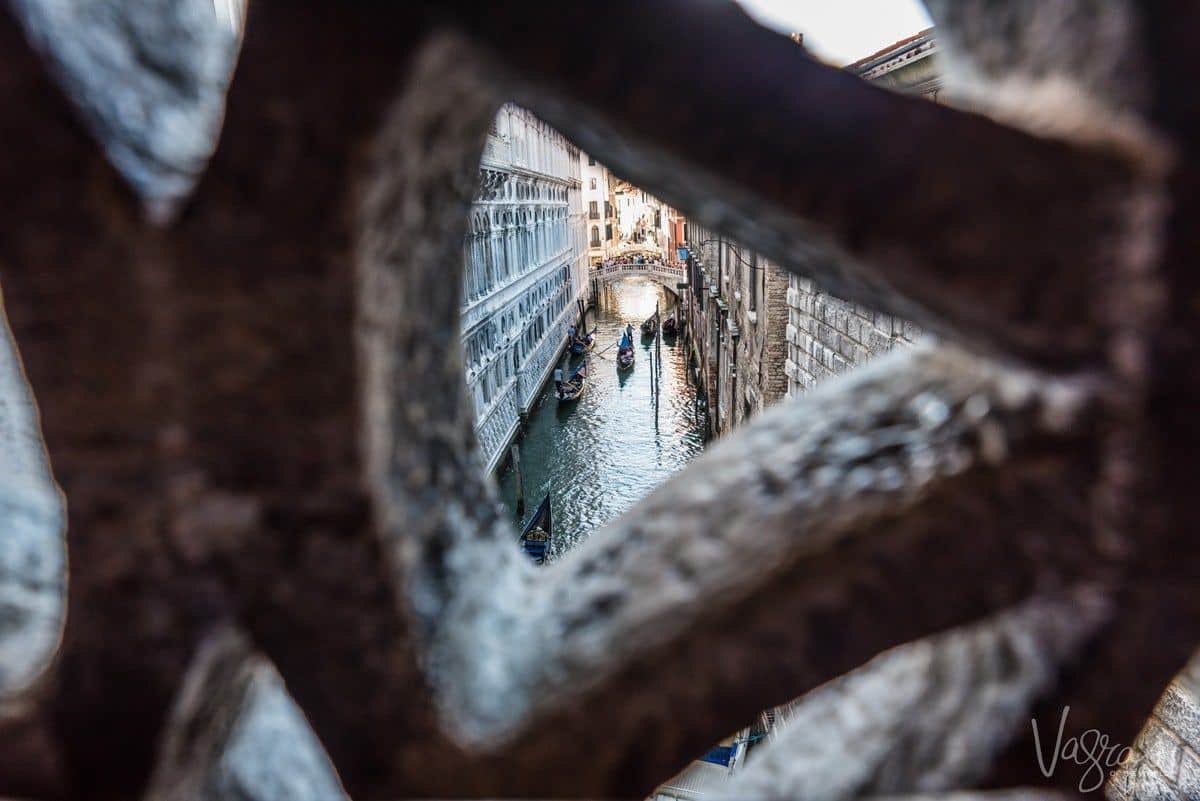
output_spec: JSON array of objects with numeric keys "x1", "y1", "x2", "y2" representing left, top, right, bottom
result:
[
  {"x1": 701, "y1": 745, "x2": 735, "y2": 767},
  {"x1": 619, "y1": 333, "x2": 631, "y2": 350},
  {"x1": 522, "y1": 540, "x2": 547, "y2": 559}
]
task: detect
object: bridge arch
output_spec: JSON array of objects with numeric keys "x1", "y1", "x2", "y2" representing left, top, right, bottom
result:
[{"x1": 591, "y1": 256, "x2": 687, "y2": 296}]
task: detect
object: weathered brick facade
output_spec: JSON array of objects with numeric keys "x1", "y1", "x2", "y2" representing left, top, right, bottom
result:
[
  {"x1": 785, "y1": 276, "x2": 923, "y2": 396},
  {"x1": 682, "y1": 225, "x2": 789, "y2": 438},
  {"x1": 724, "y1": 250, "x2": 790, "y2": 427}
]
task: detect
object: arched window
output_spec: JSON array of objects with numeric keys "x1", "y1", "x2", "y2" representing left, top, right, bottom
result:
[{"x1": 590, "y1": 225, "x2": 600, "y2": 247}]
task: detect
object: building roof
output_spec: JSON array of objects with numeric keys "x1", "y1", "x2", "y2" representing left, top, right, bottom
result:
[
  {"x1": 654, "y1": 760, "x2": 731, "y2": 800},
  {"x1": 846, "y1": 27, "x2": 935, "y2": 75}
]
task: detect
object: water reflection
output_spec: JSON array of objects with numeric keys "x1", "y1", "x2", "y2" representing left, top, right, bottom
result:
[{"x1": 495, "y1": 278, "x2": 706, "y2": 557}]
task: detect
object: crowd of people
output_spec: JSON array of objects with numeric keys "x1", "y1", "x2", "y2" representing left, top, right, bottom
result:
[{"x1": 592, "y1": 255, "x2": 686, "y2": 271}]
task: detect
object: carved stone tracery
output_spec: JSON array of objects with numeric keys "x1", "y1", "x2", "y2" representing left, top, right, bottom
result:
[{"x1": 0, "y1": 2, "x2": 1197, "y2": 801}]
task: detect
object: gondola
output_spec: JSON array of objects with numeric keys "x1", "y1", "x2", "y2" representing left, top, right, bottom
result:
[
  {"x1": 519, "y1": 494, "x2": 552, "y2": 565},
  {"x1": 640, "y1": 315, "x2": 658, "y2": 336},
  {"x1": 569, "y1": 328, "x2": 596, "y2": 356},
  {"x1": 661, "y1": 316, "x2": 678, "y2": 335},
  {"x1": 616, "y1": 331, "x2": 635, "y2": 370},
  {"x1": 556, "y1": 364, "x2": 586, "y2": 402}
]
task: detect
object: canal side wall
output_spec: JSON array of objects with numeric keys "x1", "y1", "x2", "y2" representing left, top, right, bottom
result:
[
  {"x1": 521, "y1": 323, "x2": 572, "y2": 418},
  {"x1": 484, "y1": 292, "x2": 588, "y2": 477},
  {"x1": 683, "y1": 233, "x2": 721, "y2": 438},
  {"x1": 678, "y1": 229, "x2": 790, "y2": 438}
]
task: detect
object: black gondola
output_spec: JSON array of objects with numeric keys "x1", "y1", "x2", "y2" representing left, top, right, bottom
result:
[
  {"x1": 569, "y1": 328, "x2": 596, "y2": 356},
  {"x1": 519, "y1": 495, "x2": 552, "y2": 564},
  {"x1": 616, "y1": 331, "x2": 635, "y2": 370},
  {"x1": 640, "y1": 315, "x2": 658, "y2": 336},
  {"x1": 662, "y1": 316, "x2": 678, "y2": 335},
  {"x1": 557, "y1": 364, "x2": 587, "y2": 402}
]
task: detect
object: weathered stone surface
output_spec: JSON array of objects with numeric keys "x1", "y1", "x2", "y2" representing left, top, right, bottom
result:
[
  {"x1": 866, "y1": 793, "x2": 1071, "y2": 801},
  {"x1": 1107, "y1": 651, "x2": 1200, "y2": 800},
  {"x1": 716, "y1": 591, "x2": 1107, "y2": 801},
  {"x1": 924, "y1": 0, "x2": 1151, "y2": 133},
  {"x1": 0, "y1": 2, "x2": 1198, "y2": 800},
  {"x1": 0, "y1": 297, "x2": 65, "y2": 710},
  {"x1": 143, "y1": 627, "x2": 347, "y2": 801},
  {"x1": 0, "y1": 5, "x2": 435, "y2": 797},
  {"x1": 6, "y1": 0, "x2": 242, "y2": 220}
]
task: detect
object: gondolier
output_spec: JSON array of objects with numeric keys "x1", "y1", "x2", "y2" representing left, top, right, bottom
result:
[{"x1": 616, "y1": 331, "x2": 635, "y2": 370}]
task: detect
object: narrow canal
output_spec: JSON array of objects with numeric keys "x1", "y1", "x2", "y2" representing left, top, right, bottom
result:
[{"x1": 496, "y1": 278, "x2": 706, "y2": 558}]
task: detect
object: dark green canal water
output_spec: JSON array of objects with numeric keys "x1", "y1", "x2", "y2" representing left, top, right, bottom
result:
[{"x1": 495, "y1": 278, "x2": 706, "y2": 558}]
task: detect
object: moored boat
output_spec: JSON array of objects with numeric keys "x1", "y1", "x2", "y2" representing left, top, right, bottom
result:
[
  {"x1": 569, "y1": 328, "x2": 596, "y2": 356},
  {"x1": 640, "y1": 315, "x2": 658, "y2": 336},
  {"x1": 662, "y1": 316, "x2": 678, "y2": 335},
  {"x1": 519, "y1": 494, "x2": 552, "y2": 564},
  {"x1": 556, "y1": 364, "x2": 587, "y2": 402}
]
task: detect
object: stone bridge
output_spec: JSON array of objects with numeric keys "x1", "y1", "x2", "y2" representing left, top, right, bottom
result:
[{"x1": 591, "y1": 259, "x2": 687, "y2": 295}]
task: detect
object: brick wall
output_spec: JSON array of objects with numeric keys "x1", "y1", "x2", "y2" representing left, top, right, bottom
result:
[
  {"x1": 785, "y1": 275, "x2": 923, "y2": 396},
  {"x1": 730, "y1": 258, "x2": 790, "y2": 428},
  {"x1": 762, "y1": 261, "x2": 790, "y2": 404}
]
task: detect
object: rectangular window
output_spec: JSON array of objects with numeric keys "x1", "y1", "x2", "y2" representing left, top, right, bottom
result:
[
  {"x1": 589, "y1": 201, "x2": 599, "y2": 220},
  {"x1": 749, "y1": 252, "x2": 758, "y2": 312}
]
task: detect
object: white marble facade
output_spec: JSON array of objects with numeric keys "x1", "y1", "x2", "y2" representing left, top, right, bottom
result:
[{"x1": 462, "y1": 104, "x2": 588, "y2": 473}]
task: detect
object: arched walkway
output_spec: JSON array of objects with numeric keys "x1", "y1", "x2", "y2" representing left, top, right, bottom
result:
[{"x1": 591, "y1": 258, "x2": 687, "y2": 295}]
